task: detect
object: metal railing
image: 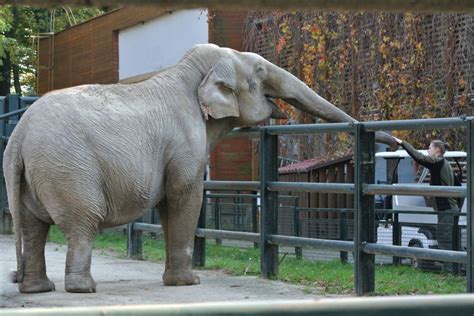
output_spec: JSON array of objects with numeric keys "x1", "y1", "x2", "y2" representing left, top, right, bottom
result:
[
  {"x1": 0, "y1": 96, "x2": 472, "y2": 295},
  {"x1": 0, "y1": 94, "x2": 36, "y2": 234},
  {"x1": 128, "y1": 115, "x2": 474, "y2": 295}
]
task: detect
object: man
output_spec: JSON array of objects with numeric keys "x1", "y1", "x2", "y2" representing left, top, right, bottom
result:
[{"x1": 392, "y1": 137, "x2": 460, "y2": 269}]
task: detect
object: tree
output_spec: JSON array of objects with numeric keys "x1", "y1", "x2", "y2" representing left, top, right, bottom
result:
[{"x1": 0, "y1": 6, "x2": 103, "y2": 96}]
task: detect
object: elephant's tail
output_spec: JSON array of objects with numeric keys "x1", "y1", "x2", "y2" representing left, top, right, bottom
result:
[{"x1": 3, "y1": 139, "x2": 24, "y2": 284}]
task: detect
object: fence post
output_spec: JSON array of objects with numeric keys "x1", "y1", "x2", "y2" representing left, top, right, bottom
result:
[
  {"x1": 193, "y1": 189, "x2": 207, "y2": 267},
  {"x1": 340, "y1": 210, "x2": 348, "y2": 263},
  {"x1": 252, "y1": 191, "x2": 259, "y2": 248},
  {"x1": 215, "y1": 197, "x2": 222, "y2": 245},
  {"x1": 127, "y1": 218, "x2": 143, "y2": 260},
  {"x1": 293, "y1": 197, "x2": 302, "y2": 259},
  {"x1": 354, "y1": 123, "x2": 376, "y2": 295},
  {"x1": 392, "y1": 212, "x2": 401, "y2": 265},
  {"x1": 466, "y1": 118, "x2": 474, "y2": 292},
  {"x1": 260, "y1": 128, "x2": 279, "y2": 278},
  {"x1": 7, "y1": 94, "x2": 19, "y2": 136},
  {"x1": 0, "y1": 96, "x2": 7, "y2": 234}
]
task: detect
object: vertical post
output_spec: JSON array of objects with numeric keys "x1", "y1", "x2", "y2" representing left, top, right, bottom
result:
[
  {"x1": 466, "y1": 119, "x2": 474, "y2": 292},
  {"x1": 127, "y1": 218, "x2": 143, "y2": 260},
  {"x1": 0, "y1": 96, "x2": 6, "y2": 234},
  {"x1": 215, "y1": 198, "x2": 221, "y2": 245},
  {"x1": 193, "y1": 189, "x2": 207, "y2": 267},
  {"x1": 392, "y1": 212, "x2": 401, "y2": 265},
  {"x1": 354, "y1": 123, "x2": 375, "y2": 295},
  {"x1": 7, "y1": 94, "x2": 19, "y2": 136},
  {"x1": 452, "y1": 213, "x2": 460, "y2": 274},
  {"x1": 293, "y1": 197, "x2": 302, "y2": 259},
  {"x1": 252, "y1": 191, "x2": 259, "y2": 248},
  {"x1": 340, "y1": 210, "x2": 348, "y2": 263},
  {"x1": 260, "y1": 128, "x2": 279, "y2": 278}
]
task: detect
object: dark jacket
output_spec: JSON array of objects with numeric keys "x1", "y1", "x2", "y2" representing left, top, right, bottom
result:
[{"x1": 401, "y1": 141, "x2": 458, "y2": 211}]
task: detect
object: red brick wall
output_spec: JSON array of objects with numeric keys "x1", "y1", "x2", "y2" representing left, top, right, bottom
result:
[{"x1": 207, "y1": 10, "x2": 254, "y2": 181}]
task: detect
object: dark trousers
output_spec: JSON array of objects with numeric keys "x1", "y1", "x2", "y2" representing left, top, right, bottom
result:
[{"x1": 437, "y1": 208, "x2": 460, "y2": 251}]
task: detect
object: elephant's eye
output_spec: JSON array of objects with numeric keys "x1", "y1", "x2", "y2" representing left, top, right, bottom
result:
[
  {"x1": 256, "y1": 66, "x2": 265, "y2": 75},
  {"x1": 217, "y1": 81, "x2": 235, "y2": 93}
]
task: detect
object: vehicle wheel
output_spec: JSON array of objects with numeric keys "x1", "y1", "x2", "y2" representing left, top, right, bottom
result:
[
  {"x1": 408, "y1": 239, "x2": 423, "y2": 268},
  {"x1": 408, "y1": 239, "x2": 434, "y2": 270}
]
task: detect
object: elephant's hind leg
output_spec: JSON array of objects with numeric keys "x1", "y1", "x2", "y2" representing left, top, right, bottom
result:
[
  {"x1": 59, "y1": 219, "x2": 98, "y2": 293},
  {"x1": 18, "y1": 208, "x2": 55, "y2": 293}
]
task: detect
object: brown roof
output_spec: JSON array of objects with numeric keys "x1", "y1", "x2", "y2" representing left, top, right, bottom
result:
[{"x1": 278, "y1": 152, "x2": 353, "y2": 174}]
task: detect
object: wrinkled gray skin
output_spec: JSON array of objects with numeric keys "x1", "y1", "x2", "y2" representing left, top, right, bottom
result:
[{"x1": 3, "y1": 44, "x2": 396, "y2": 294}]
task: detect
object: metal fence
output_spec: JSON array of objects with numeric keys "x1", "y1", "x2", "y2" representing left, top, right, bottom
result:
[
  {"x1": 0, "y1": 95, "x2": 35, "y2": 234},
  {"x1": 0, "y1": 95, "x2": 473, "y2": 295},
  {"x1": 126, "y1": 116, "x2": 474, "y2": 296}
]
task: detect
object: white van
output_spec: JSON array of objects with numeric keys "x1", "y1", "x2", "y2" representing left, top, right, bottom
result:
[{"x1": 375, "y1": 149, "x2": 466, "y2": 267}]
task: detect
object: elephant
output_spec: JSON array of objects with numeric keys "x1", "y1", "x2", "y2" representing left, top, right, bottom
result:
[{"x1": 3, "y1": 43, "x2": 396, "y2": 294}]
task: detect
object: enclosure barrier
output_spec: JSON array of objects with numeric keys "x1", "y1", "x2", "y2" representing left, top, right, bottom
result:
[
  {"x1": 4, "y1": 295, "x2": 474, "y2": 316},
  {"x1": 0, "y1": 97, "x2": 473, "y2": 295},
  {"x1": 124, "y1": 116, "x2": 474, "y2": 295},
  {"x1": 0, "y1": 95, "x2": 33, "y2": 234}
]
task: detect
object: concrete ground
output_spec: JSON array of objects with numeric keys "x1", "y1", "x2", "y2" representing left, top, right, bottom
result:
[{"x1": 0, "y1": 235, "x2": 318, "y2": 308}]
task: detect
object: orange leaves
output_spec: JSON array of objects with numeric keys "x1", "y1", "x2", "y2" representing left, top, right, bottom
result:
[{"x1": 276, "y1": 36, "x2": 286, "y2": 54}]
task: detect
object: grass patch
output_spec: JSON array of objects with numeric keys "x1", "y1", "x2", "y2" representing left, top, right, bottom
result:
[{"x1": 48, "y1": 226, "x2": 466, "y2": 295}]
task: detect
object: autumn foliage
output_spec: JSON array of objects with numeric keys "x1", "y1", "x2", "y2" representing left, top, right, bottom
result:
[{"x1": 244, "y1": 12, "x2": 473, "y2": 156}]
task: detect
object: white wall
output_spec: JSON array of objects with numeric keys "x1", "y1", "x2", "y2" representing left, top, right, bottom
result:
[{"x1": 118, "y1": 9, "x2": 208, "y2": 80}]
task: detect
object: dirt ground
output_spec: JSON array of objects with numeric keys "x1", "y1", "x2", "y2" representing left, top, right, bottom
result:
[{"x1": 0, "y1": 234, "x2": 318, "y2": 308}]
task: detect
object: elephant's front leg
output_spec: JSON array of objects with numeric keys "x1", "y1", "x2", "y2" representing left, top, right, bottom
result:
[{"x1": 162, "y1": 184, "x2": 202, "y2": 286}]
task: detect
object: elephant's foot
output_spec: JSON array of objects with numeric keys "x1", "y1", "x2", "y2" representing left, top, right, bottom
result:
[
  {"x1": 19, "y1": 276, "x2": 55, "y2": 293},
  {"x1": 65, "y1": 273, "x2": 96, "y2": 293},
  {"x1": 163, "y1": 270, "x2": 200, "y2": 286}
]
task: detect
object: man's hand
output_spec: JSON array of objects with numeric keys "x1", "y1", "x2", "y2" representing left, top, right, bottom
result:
[{"x1": 392, "y1": 136, "x2": 403, "y2": 145}]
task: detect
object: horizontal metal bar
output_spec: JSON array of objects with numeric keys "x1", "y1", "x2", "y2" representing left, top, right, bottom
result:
[
  {"x1": 267, "y1": 234, "x2": 354, "y2": 252},
  {"x1": 225, "y1": 127, "x2": 260, "y2": 138},
  {"x1": 363, "y1": 116, "x2": 470, "y2": 131},
  {"x1": 204, "y1": 181, "x2": 260, "y2": 191},
  {"x1": 374, "y1": 209, "x2": 466, "y2": 216},
  {"x1": 296, "y1": 207, "x2": 353, "y2": 213},
  {"x1": 133, "y1": 223, "x2": 162, "y2": 234},
  {"x1": 7, "y1": 295, "x2": 474, "y2": 316},
  {"x1": 365, "y1": 184, "x2": 466, "y2": 197},
  {"x1": 207, "y1": 193, "x2": 258, "y2": 198},
  {"x1": 0, "y1": 108, "x2": 27, "y2": 119},
  {"x1": 195, "y1": 228, "x2": 260, "y2": 243},
  {"x1": 265, "y1": 122, "x2": 354, "y2": 134},
  {"x1": 362, "y1": 243, "x2": 466, "y2": 263},
  {"x1": 268, "y1": 182, "x2": 354, "y2": 194}
]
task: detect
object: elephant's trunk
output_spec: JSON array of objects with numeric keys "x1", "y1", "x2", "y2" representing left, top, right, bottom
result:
[{"x1": 264, "y1": 62, "x2": 397, "y2": 148}]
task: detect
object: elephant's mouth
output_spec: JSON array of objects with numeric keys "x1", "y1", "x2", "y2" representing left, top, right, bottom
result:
[{"x1": 266, "y1": 96, "x2": 287, "y2": 120}]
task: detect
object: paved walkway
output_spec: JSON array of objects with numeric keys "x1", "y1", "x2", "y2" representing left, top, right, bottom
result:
[{"x1": 0, "y1": 235, "x2": 317, "y2": 308}]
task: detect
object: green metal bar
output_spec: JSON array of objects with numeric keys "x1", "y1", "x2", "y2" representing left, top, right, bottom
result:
[
  {"x1": 265, "y1": 122, "x2": 354, "y2": 134},
  {"x1": 204, "y1": 180, "x2": 259, "y2": 191},
  {"x1": 6, "y1": 295, "x2": 474, "y2": 315},
  {"x1": 268, "y1": 234, "x2": 354, "y2": 252},
  {"x1": 260, "y1": 128, "x2": 279, "y2": 279},
  {"x1": 354, "y1": 124, "x2": 375, "y2": 295},
  {"x1": 195, "y1": 228, "x2": 260, "y2": 243},
  {"x1": 251, "y1": 190, "x2": 259, "y2": 248},
  {"x1": 127, "y1": 219, "x2": 143, "y2": 260},
  {"x1": 363, "y1": 243, "x2": 466, "y2": 263},
  {"x1": 467, "y1": 118, "x2": 474, "y2": 292},
  {"x1": 268, "y1": 182, "x2": 354, "y2": 194},
  {"x1": 365, "y1": 184, "x2": 466, "y2": 197},
  {"x1": 392, "y1": 212, "x2": 401, "y2": 265},
  {"x1": 340, "y1": 210, "x2": 348, "y2": 263},
  {"x1": 363, "y1": 116, "x2": 469, "y2": 131},
  {"x1": 192, "y1": 189, "x2": 207, "y2": 267},
  {"x1": 215, "y1": 198, "x2": 221, "y2": 245}
]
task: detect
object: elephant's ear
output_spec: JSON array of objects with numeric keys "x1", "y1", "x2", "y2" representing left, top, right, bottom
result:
[{"x1": 198, "y1": 59, "x2": 240, "y2": 120}]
